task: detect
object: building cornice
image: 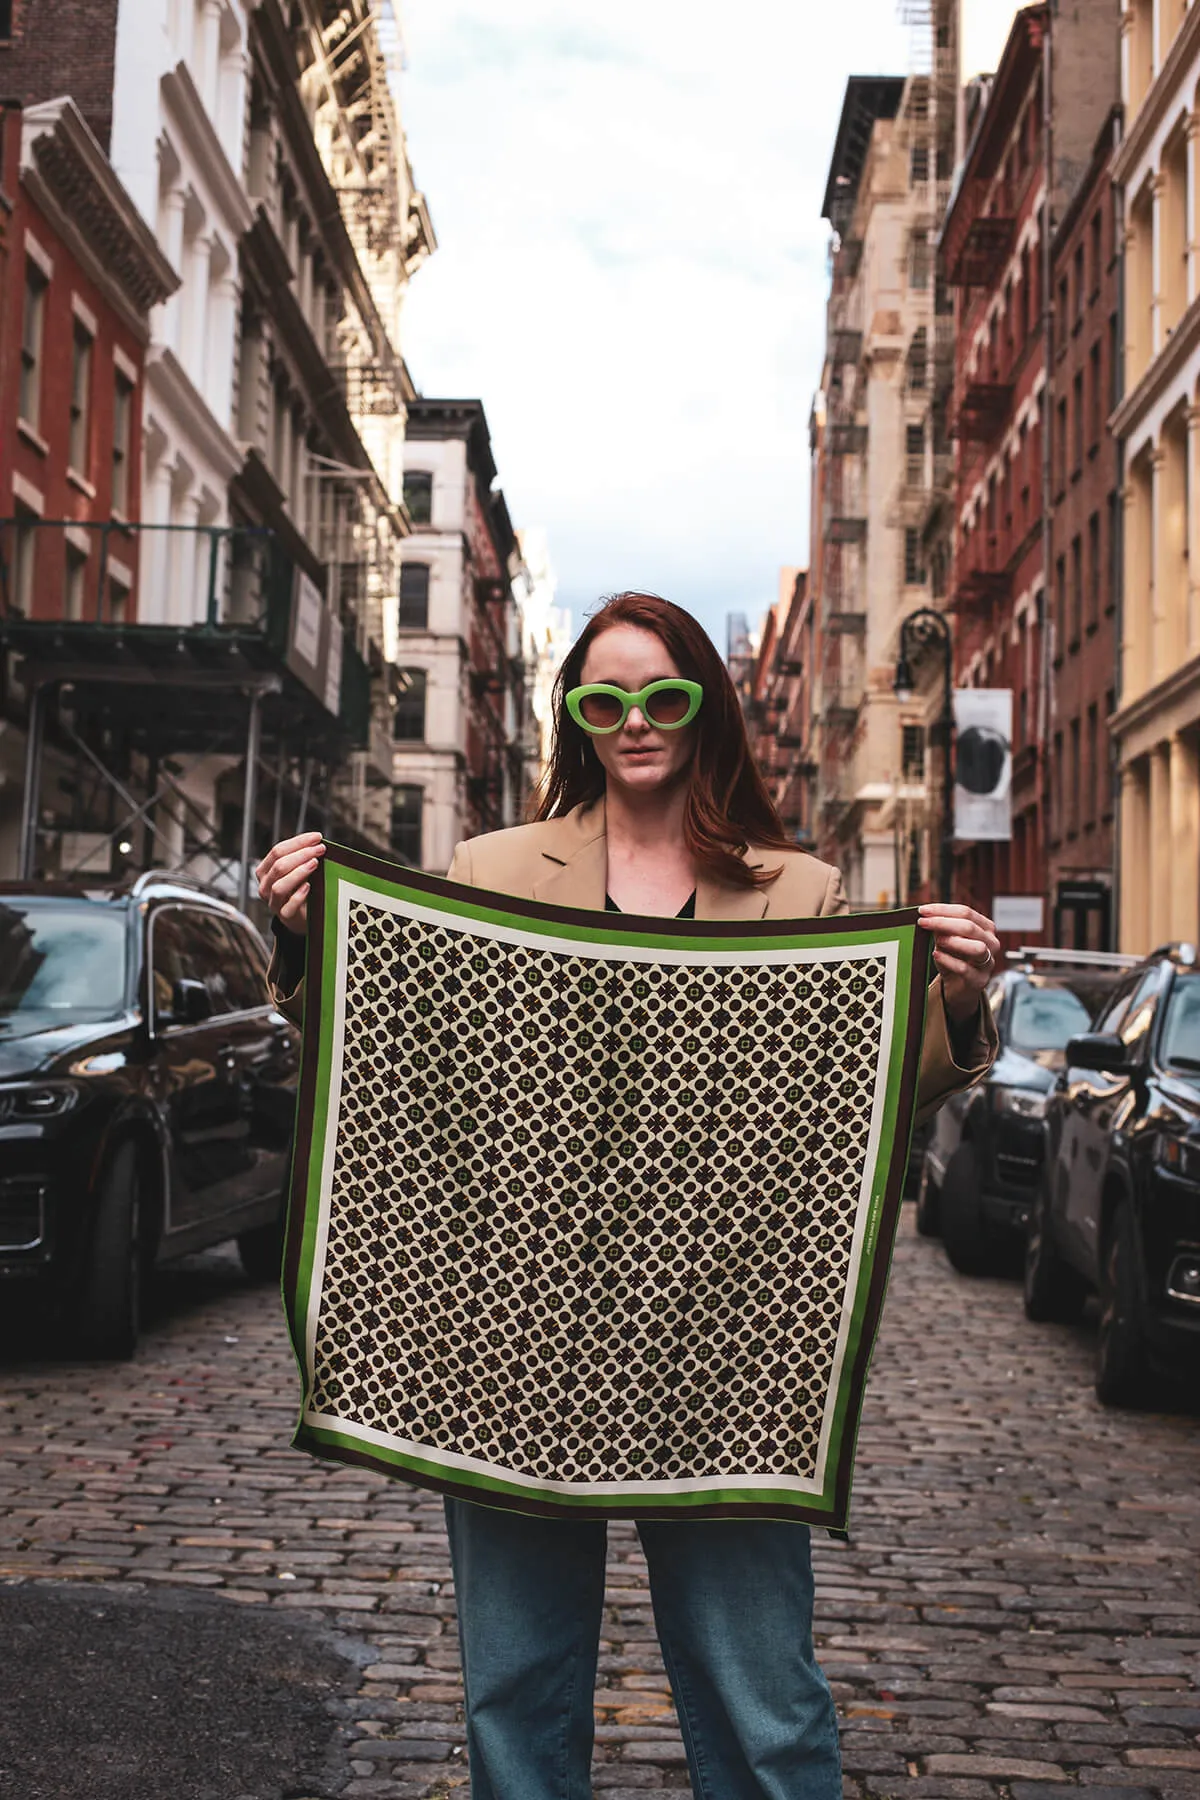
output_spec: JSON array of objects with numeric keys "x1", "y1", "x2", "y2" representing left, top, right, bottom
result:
[
  {"x1": 145, "y1": 346, "x2": 244, "y2": 482},
  {"x1": 20, "y1": 98, "x2": 179, "y2": 324},
  {"x1": 1112, "y1": 5, "x2": 1200, "y2": 188},
  {"x1": 161, "y1": 62, "x2": 254, "y2": 237},
  {"x1": 1111, "y1": 649, "x2": 1200, "y2": 744},
  {"x1": 1109, "y1": 287, "x2": 1200, "y2": 442}
]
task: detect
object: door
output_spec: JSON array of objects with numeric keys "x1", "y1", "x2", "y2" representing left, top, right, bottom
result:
[
  {"x1": 149, "y1": 905, "x2": 253, "y2": 1238},
  {"x1": 1061, "y1": 969, "x2": 1160, "y2": 1277}
]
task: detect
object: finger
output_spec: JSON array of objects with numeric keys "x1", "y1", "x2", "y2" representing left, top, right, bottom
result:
[
  {"x1": 256, "y1": 833, "x2": 324, "y2": 880},
  {"x1": 262, "y1": 847, "x2": 323, "y2": 899},
  {"x1": 279, "y1": 882, "x2": 309, "y2": 926},
  {"x1": 268, "y1": 857, "x2": 320, "y2": 910},
  {"x1": 932, "y1": 933, "x2": 996, "y2": 963},
  {"x1": 919, "y1": 904, "x2": 992, "y2": 931},
  {"x1": 934, "y1": 950, "x2": 985, "y2": 983}
]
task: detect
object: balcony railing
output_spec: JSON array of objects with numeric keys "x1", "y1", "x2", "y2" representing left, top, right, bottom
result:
[{"x1": 953, "y1": 531, "x2": 1010, "y2": 609}]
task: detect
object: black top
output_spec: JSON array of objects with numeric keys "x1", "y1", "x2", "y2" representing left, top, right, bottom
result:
[{"x1": 606, "y1": 892, "x2": 697, "y2": 919}]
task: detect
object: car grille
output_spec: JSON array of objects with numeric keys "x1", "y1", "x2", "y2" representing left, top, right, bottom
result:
[{"x1": 0, "y1": 1178, "x2": 47, "y2": 1252}]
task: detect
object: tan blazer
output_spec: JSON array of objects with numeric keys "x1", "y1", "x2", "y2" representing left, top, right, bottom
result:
[{"x1": 271, "y1": 799, "x2": 997, "y2": 1127}]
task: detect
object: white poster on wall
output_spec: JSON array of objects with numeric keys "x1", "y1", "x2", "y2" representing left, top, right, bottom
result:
[{"x1": 954, "y1": 688, "x2": 1012, "y2": 842}]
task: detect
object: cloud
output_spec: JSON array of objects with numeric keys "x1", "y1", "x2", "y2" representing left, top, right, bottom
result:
[{"x1": 398, "y1": 0, "x2": 913, "y2": 644}]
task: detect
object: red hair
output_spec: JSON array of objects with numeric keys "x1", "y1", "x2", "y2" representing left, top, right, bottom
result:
[{"x1": 534, "y1": 592, "x2": 793, "y2": 890}]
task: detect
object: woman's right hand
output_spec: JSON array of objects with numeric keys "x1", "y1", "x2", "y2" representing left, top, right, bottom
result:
[{"x1": 256, "y1": 832, "x2": 325, "y2": 935}]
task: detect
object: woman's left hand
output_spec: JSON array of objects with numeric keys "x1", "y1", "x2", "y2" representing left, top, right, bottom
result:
[{"x1": 917, "y1": 903, "x2": 1002, "y2": 1025}]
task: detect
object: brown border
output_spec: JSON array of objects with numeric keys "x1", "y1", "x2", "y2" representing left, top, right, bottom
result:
[{"x1": 281, "y1": 839, "x2": 932, "y2": 1529}]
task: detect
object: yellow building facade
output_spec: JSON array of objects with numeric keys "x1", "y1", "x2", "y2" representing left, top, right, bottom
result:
[{"x1": 1112, "y1": 0, "x2": 1200, "y2": 951}]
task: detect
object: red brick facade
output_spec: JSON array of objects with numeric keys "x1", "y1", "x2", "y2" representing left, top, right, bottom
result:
[
  {"x1": 0, "y1": 0, "x2": 121, "y2": 149},
  {"x1": 943, "y1": 9, "x2": 1050, "y2": 935},
  {"x1": 1046, "y1": 112, "x2": 1121, "y2": 950}
]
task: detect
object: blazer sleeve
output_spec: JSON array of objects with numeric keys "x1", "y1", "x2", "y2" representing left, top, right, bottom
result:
[{"x1": 817, "y1": 865, "x2": 997, "y2": 1128}]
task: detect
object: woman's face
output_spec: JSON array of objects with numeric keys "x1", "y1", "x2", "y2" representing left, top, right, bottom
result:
[{"x1": 576, "y1": 622, "x2": 697, "y2": 798}]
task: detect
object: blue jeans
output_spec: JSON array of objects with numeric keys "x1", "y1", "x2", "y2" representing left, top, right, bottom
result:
[{"x1": 444, "y1": 1499, "x2": 842, "y2": 1800}]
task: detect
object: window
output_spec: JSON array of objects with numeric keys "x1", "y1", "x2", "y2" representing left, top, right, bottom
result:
[
  {"x1": 905, "y1": 422, "x2": 924, "y2": 486},
  {"x1": 904, "y1": 528, "x2": 925, "y2": 586},
  {"x1": 1089, "y1": 341, "x2": 1102, "y2": 449},
  {"x1": 1109, "y1": 312, "x2": 1120, "y2": 410},
  {"x1": 1070, "y1": 534, "x2": 1082, "y2": 645},
  {"x1": 392, "y1": 667, "x2": 427, "y2": 741},
  {"x1": 151, "y1": 906, "x2": 245, "y2": 1025},
  {"x1": 910, "y1": 143, "x2": 930, "y2": 186},
  {"x1": 112, "y1": 371, "x2": 133, "y2": 514},
  {"x1": 20, "y1": 261, "x2": 48, "y2": 430},
  {"x1": 403, "y1": 470, "x2": 433, "y2": 524},
  {"x1": 1056, "y1": 275, "x2": 1069, "y2": 350},
  {"x1": 1019, "y1": 246, "x2": 1031, "y2": 341},
  {"x1": 108, "y1": 572, "x2": 130, "y2": 625},
  {"x1": 0, "y1": 0, "x2": 11, "y2": 39},
  {"x1": 64, "y1": 545, "x2": 87, "y2": 621},
  {"x1": 1069, "y1": 717, "x2": 1080, "y2": 834},
  {"x1": 901, "y1": 723, "x2": 925, "y2": 777},
  {"x1": 1107, "y1": 491, "x2": 1119, "y2": 614},
  {"x1": 909, "y1": 229, "x2": 930, "y2": 290},
  {"x1": 1055, "y1": 397, "x2": 1068, "y2": 494},
  {"x1": 1055, "y1": 553, "x2": 1067, "y2": 653},
  {"x1": 1072, "y1": 371, "x2": 1084, "y2": 472},
  {"x1": 1086, "y1": 704, "x2": 1098, "y2": 824},
  {"x1": 11, "y1": 507, "x2": 37, "y2": 615},
  {"x1": 391, "y1": 784, "x2": 423, "y2": 864},
  {"x1": 1073, "y1": 244, "x2": 1085, "y2": 326},
  {"x1": 1088, "y1": 511, "x2": 1101, "y2": 628},
  {"x1": 1090, "y1": 209, "x2": 1103, "y2": 298},
  {"x1": 907, "y1": 327, "x2": 927, "y2": 391},
  {"x1": 1052, "y1": 730, "x2": 1064, "y2": 840},
  {"x1": 398, "y1": 563, "x2": 430, "y2": 630},
  {"x1": 69, "y1": 319, "x2": 93, "y2": 475}
]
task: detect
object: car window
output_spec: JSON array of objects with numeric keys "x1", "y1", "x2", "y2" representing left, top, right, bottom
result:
[
  {"x1": 219, "y1": 920, "x2": 271, "y2": 1012},
  {"x1": 1095, "y1": 975, "x2": 1142, "y2": 1037},
  {"x1": 1159, "y1": 975, "x2": 1200, "y2": 1077},
  {"x1": 152, "y1": 907, "x2": 244, "y2": 1022},
  {"x1": 1119, "y1": 968, "x2": 1163, "y2": 1052},
  {"x1": 1008, "y1": 984, "x2": 1092, "y2": 1053},
  {"x1": 0, "y1": 901, "x2": 128, "y2": 1028}
]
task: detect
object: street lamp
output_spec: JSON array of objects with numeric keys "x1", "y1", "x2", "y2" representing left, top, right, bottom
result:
[{"x1": 893, "y1": 607, "x2": 954, "y2": 903}]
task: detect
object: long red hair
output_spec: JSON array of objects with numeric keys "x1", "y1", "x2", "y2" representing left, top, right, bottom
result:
[{"x1": 534, "y1": 592, "x2": 793, "y2": 890}]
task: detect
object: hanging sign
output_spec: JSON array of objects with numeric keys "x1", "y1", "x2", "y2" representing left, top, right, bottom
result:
[{"x1": 954, "y1": 688, "x2": 1012, "y2": 842}]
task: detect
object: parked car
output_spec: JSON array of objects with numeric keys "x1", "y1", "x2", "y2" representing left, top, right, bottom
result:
[
  {"x1": 0, "y1": 872, "x2": 300, "y2": 1359},
  {"x1": 1024, "y1": 942, "x2": 1200, "y2": 1406},
  {"x1": 917, "y1": 948, "x2": 1138, "y2": 1275}
]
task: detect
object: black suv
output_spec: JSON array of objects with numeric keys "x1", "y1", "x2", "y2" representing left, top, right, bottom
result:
[
  {"x1": 1024, "y1": 944, "x2": 1200, "y2": 1405},
  {"x1": 0, "y1": 873, "x2": 300, "y2": 1358},
  {"x1": 917, "y1": 950, "x2": 1138, "y2": 1275}
]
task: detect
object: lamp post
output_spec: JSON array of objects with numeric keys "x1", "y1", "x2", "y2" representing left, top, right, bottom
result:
[{"x1": 893, "y1": 607, "x2": 954, "y2": 903}]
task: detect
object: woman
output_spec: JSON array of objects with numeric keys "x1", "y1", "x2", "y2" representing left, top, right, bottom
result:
[{"x1": 259, "y1": 592, "x2": 999, "y2": 1800}]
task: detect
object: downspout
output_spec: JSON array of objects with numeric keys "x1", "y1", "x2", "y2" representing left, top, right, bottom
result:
[
  {"x1": 1111, "y1": 109, "x2": 1126, "y2": 952},
  {"x1": 1039, "y1": 11, "x2": 1056, "y2": 936}
]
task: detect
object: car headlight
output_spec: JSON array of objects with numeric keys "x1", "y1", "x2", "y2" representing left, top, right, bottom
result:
[
  {"x1": 1156, "y1": 1134, "x2": 1200, "y2": 1182},
  {"x1": 0, "y1": 1082, "x2": 81, "y2": 1122},
  {"x1": 992, "y1": 1085, "x2": 1049, "y2": 1120}
]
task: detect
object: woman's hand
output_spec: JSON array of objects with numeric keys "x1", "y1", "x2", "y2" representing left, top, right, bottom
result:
[
  {"x1": 255, "y1": 832, "x2": 325, "y2": 936},
  {"x1": 917, "y1": 903, "x2": 1001, "y2": 1025}
]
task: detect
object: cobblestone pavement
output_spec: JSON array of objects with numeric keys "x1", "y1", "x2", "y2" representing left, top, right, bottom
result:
[{"x1": 1, "y1": 1210, "x2": 1198, "y2": 1800}]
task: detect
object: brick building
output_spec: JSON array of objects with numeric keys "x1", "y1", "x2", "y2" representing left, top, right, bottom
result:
[
  {"x1": 1046, "y1": 109, "x2": 1121, "y2": 949},
  {"x1": 0, "y1": 97, "x2": 176, "y2": 869},
  {"x1": 941, "y1": 1, "x2": 1119, "y2": 940}
]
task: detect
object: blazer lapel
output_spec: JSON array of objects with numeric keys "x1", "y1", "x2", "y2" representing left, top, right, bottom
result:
[{"x1": 531, "y1": 800, "x2": 609, "y2": 911}]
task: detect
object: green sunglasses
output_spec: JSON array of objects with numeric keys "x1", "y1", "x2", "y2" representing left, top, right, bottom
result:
[{"x1": 565, "y1": 679, "x2": 704, "y2": 735}]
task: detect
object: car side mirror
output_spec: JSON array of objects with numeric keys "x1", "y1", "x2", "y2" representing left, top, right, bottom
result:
[
  {"x1": 172, "y1": 977, "x2": 213, "y2": 1026},
  {"x1": 1066, "y1": 1032, "x2": 1130, "y2": 1073}
]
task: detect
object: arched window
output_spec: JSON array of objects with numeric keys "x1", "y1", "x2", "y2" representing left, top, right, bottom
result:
[
  {"x1": 398, "y1": 562, "x2": 430, "y2": 629},
  {"x1": 393, "y1": 668, "x2": 427, "y2": 741},
  {"x1": 403, "y1": 470, "x2": 433, "y2": 524}
]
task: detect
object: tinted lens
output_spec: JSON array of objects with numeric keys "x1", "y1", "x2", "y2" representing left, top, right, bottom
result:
[
  {"x1": 578, "y1": 690, "x2": 625, "y2": 730},
  {"x1": 645, "y1": 684, "x2": 694, "y2": 726}
]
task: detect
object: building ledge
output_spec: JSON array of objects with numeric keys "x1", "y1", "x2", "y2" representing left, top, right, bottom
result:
[
  {"x1": 1111, "y1": 649, "x2": 1200, "y2": 745},
  {"x1": 1110, "y1": 291, "x2": 1200, "y2": 443},
  {"x1": 1112, "y1": 4, "x2": 1200, "y2": 190}
]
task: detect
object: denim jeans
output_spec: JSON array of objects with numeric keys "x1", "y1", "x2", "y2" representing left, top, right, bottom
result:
[{"x1": 444, "y1": 1498, "x2": 842, "y2": 1800}]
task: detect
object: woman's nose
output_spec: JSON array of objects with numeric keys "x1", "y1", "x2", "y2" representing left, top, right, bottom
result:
[{"x1": 625, "y1": 706, "x2": 649, "y2": 731}]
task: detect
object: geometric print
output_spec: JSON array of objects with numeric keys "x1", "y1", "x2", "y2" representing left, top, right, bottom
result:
[{"x1": 284, "y1": 847, "x2": 929, "y2": 1529}]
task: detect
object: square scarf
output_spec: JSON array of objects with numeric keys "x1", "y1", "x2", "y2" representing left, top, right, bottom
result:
[{"x1": 283, "y1": 843, "x2": 931, "y2": 1531}]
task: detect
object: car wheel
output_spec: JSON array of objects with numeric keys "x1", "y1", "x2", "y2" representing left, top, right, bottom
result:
[
  {"x1": 1095, "y1": 1202, "x2": 1151, "y2": 1408},
  {"x1": 237, "y1": 1195, "x2": 287, "y2": 1284},
  {"x1": 939, "y1": 1143, "x2": 994, "y2": 1276},
  {"x1": 915, "y1": 1155, "x2": 941, "y2": 1238},
  {"x1": 74, "y1": 1139, "x2": 143, "y2": 1361},
  {"x1": 1023, "y1": 1164, "x2": 1087, "y2": 1323}
]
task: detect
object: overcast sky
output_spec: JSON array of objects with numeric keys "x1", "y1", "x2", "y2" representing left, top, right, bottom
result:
[{"x1": 397, "y1": 3, "x2": 1019, "y2": 648}]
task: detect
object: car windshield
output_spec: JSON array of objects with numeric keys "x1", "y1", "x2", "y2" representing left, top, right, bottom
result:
[
  {"x1": 1159, "y1": 975, "x2": 1200, "y2": 1078},
  {"x1": 0, "y1": 901, "x2": 128, "y2": 1029},
  {"x1": 1008, "y1": 981, "x2": 1093, "y2": 1053}
]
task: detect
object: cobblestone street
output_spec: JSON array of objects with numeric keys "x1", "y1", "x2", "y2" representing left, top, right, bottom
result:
[{"x1": 1, "y1": 1210, "x2": 1198, "y2": 1800}]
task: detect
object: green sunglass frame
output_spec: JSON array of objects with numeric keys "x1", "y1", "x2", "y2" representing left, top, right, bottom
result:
[{"x1": 565, "y1": 679, "x2": 704, "y2": 735}]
